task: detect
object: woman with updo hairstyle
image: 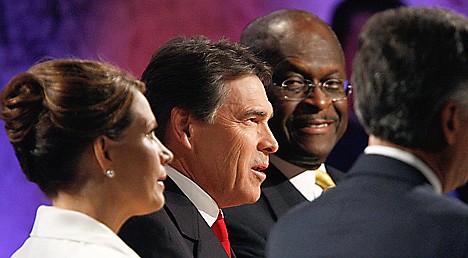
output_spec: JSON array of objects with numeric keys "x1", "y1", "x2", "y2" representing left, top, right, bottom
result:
[{"x1": 1, "y1": 59, "x2": 173, "y2": 257}]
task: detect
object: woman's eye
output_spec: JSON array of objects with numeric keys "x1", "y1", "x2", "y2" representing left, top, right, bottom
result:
[{"x1": 146, "y1": 130, "x2": 157, "y2": 140}]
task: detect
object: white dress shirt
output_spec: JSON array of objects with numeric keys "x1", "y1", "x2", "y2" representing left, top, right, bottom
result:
[
  {"x1": 166, "y1": 165, "x2": 220, "y2": 226},
  {"x1": 270, "y1": 154, "x2": 327, "y2": 201},
  {"x1": 365, "y1": 145, "x2": 442, "y2": 194},
  {"x1": 11, "y1": 205, "x2": 140, "y2": 258}
]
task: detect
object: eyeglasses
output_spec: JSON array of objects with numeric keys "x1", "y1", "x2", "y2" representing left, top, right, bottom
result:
[{"x1": 273, "y1": 78, "x2": 352, "y2": 102}]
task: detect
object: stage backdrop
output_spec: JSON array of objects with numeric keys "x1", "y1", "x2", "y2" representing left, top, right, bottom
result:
[{"x1": 1, "y1": 0, "x2": 466, "y2": 256}]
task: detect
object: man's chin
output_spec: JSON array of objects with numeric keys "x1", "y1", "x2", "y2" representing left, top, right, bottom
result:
[
  {"x1": 222, "y1": 192, "x2": 261, "y2": 208},
  {"x1": 285, "y1": 146, "x2": 329, "y2": 167},
  {"x1": 296, "y1": 138, "x2": 335, "y2": 157}
]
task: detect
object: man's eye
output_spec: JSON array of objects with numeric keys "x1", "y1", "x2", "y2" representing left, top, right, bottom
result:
[
  {"x1": 284, "y1": 79, "x2": 304, "y2": 87},
  {"x1": 282, "y1": 80, "x2": 305, "y2": 94},
  {"x1": 245, "y1": 118, "x2": 257, "y2": 125},
  {"x1": 323, "y1": 79, "x2": 343, "y2": 89},
  {"x1": 284, "y1": 80, "x2": 303, "y2": 86}
]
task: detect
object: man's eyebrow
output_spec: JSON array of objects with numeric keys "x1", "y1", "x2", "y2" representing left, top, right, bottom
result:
[{"x1": 243, "y1": 109, "x2": 274, "y2": 119}]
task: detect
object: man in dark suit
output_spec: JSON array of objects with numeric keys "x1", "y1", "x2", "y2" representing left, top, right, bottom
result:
[
  {"x1": 267, "y1": 7, "x2": 468, "y2": 257},
  {"x1": 224, "y1": 9, "x2": 349, "y2": 257},
  {"x1": 118, "y1": 36, "x2": 278, "y2": 258}
]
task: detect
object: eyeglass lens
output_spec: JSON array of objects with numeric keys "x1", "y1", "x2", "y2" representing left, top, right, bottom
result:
[{"x1": 279, "y1": 79, "x2": 351, "y2": 101}]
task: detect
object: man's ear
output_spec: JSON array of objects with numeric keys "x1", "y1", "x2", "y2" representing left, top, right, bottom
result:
[
  {"x1": 441, "y1": 100, "x2": 460, "y2": 146},
  {"x1": 169, "y1": 107, "x2": 193, "y2": 149},
  {"x1": 93, "y1": 135, "x2": 113, "y2": 172}
]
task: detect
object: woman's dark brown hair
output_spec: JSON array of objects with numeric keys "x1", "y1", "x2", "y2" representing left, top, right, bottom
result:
[{"x1": 0, "y1": 59, "x2": 145, "y2": 196}]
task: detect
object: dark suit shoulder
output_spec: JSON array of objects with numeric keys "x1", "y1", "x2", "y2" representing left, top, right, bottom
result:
[
  {"x1": 267, "y1": 155, "x2": 468, "y2": 258},
  {"x1": 119, "y1": 207, "x2": 192, "y2": 258}
]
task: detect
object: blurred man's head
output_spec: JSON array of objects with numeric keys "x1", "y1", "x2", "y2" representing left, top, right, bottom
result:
[{"x1": 353, "y1": 7, "x2": 468, "y2": 192}]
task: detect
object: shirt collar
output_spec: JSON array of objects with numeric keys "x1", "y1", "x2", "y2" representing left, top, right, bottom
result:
[
  {"x1": 270, "y1": 154, "x2": 327, "y2": 201},
  {"x1": 365, "y1": 145, "x2": 442, "y2": 194},
  {"x1": 270, "y1": 154, "x2": 308, "y2": 179},
  {"x1": 166, "y1": 165, "x2": 220, "y2": 226}
]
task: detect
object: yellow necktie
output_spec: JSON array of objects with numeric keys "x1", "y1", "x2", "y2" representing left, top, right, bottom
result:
[{"x1": 314, "y1": 170, "x2": 336, "y2": 191}]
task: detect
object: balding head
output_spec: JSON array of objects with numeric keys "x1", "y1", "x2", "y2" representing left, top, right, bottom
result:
[{"x1": 240, "y1": 9, "x2": 344, "y2": 69}]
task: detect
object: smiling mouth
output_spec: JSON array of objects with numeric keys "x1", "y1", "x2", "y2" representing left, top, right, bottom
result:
[
  {"x1": 291, "y1": 115, "x2": 337, "y2": 130},
  {"x1": 306, "y1": 123, "x2": 329, "y2": 128}
]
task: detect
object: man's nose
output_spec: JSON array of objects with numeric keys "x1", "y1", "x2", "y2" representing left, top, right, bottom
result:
[
  {"x1": 258, "y1": 124, "x2": 279, "y2": 154},
  {"x1": 302, "y1": 87, "x2": 333, "y2": 111}
]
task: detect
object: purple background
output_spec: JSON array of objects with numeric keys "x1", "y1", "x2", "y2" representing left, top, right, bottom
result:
[{"x1": 1, "y1": 0, "x2": 467, "y2": 257}]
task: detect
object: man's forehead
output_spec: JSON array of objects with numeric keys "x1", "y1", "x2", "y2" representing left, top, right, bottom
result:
[{"x1": 222, "y1": 77, "x2": 272, "y2": 113}]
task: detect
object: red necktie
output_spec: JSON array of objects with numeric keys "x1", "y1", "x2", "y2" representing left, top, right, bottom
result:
[{"x1": 211, "y1": 212, "x2": 232, "y2": 258}]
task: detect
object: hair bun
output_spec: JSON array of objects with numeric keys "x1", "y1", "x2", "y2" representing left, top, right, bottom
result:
[{"x1": 1, "y1": 72, "x2": 45, "y2": 149}]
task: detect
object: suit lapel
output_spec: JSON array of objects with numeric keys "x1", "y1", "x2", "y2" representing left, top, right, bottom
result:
[
  {"x1": 262, "y1": 165, "x2": 307, "y2": 220},
  {"x1": 164, "y1": 177, "x2": 231, "y2": 257},
  {"x1": 262, "y1": 163, "x2": 345, "y2": 220},
  {"x1": 164, "y1": 178, "x2": 199, "y2": 241},
  {"x1": 196, "y1": 218, "x2": 231, "y2": 257},
  {"x1": 325, "y1": 164, "x2": 345, "y2": 183}
]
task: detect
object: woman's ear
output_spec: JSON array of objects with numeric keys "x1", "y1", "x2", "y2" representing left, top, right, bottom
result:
[
  {"x1": 93, "y1": 135, "x2": 112, "y2": 172},
  {"x1": 169, "y1": 107, "x2": 193, "y2": 149},
  {"x1": 441, "y1": 100, "x2": 460, "y2": 146}
]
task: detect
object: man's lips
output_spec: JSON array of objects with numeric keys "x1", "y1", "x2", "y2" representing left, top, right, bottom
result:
[
  {"x1": 251, "y1": 163, "x2": 268, "y2": 179},
  {"x1": 251, "y1": 164, "x2": 268, "y2": 172},
  {"x1": 251, "y1": 164, "x2": 268, "y2": 182}
]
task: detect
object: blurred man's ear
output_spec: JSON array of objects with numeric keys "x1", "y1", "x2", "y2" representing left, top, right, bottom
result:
[{"x1": 440, "y1": 100, "x2": 460, "y2": 146}]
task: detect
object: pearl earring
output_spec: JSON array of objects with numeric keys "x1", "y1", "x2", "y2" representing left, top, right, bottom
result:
[{"x1": 106, "y1": 169, "x2": 115, "y2": 178}]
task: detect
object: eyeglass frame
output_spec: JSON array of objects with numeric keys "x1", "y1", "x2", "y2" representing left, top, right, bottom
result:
[{"x1": 271, "y1": 78, "x2": 352, "y2": 102}]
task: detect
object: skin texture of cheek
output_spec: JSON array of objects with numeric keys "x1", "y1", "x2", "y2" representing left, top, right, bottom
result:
[
  {"x1": 217, "y1": 130, "x2": 247, "y2": 188},
  {"x1": 189, "y1": 122, "x2": 241, "y2": 203},
  {"x1": 232, "y1": 129, "x2": 264, "y2": 202},
  {"x1": 212, "y1": 128, "x2": 262, "y2": 207},
  {"x1": 125, "y1": 147, "x2": 162, "y2": 212}
]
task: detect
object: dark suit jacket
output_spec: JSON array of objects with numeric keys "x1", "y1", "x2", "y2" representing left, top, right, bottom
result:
[
  {"x1": 118, "y1": 178, "x2": 232, "y2": 258},
  {"x1": 224, "y1": 163, "x2": 343, "y2": 258},
  {"x1": 267, "y1": 154, "x2": 468, "y2": 258}
]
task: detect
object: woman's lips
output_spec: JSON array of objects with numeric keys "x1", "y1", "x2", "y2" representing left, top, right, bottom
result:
[{"x1": 157, "y1": 174, "x2": 166, "y2": 188}]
